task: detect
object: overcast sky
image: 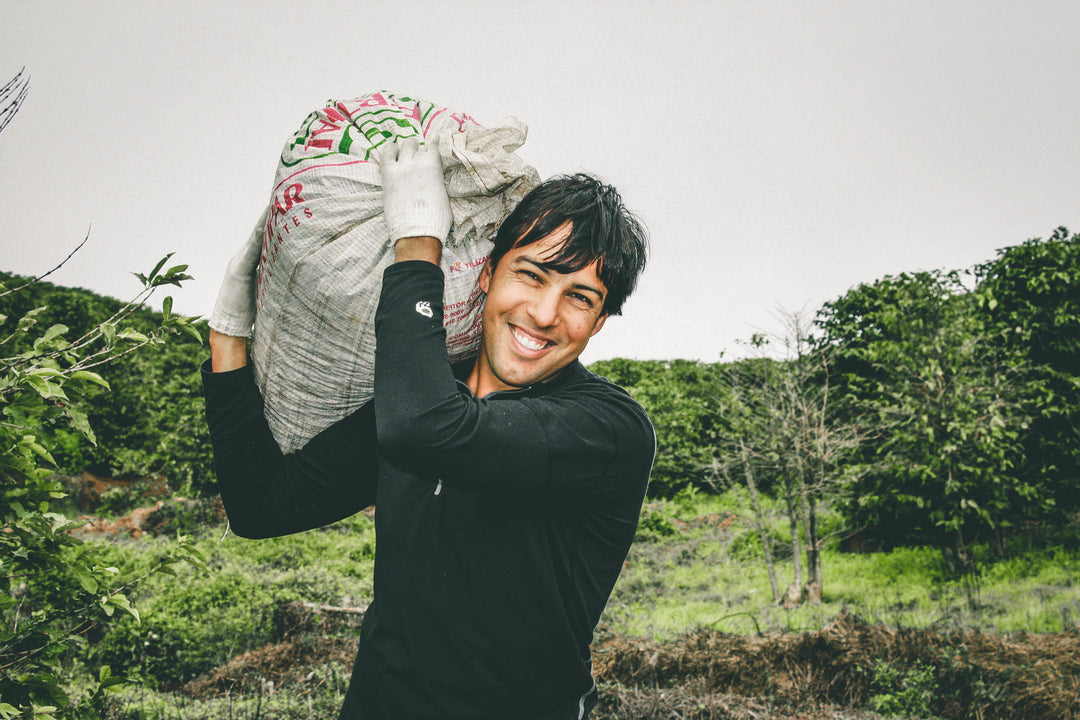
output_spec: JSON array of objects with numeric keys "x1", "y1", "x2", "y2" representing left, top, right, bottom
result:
[{"x1": 2, "y1": 0, "x2": 1078, "y2": 364}]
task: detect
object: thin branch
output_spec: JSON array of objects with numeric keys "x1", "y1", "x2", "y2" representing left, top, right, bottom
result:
[
  {"x1": 0, "y1": 67, "x2": 30, "y2": 136},
  {"x1": 0, "y1": 228, "x2": 91, "y2": 299}
]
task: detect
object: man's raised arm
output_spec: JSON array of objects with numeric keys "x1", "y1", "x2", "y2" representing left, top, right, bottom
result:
[{"x1": 202, "y1": 217, "x2": 377, "y2": 538}]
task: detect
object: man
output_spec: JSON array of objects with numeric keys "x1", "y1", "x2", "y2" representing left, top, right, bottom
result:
[{"x1": 203, "y1": 137, "x2": 653, "y2": 719}]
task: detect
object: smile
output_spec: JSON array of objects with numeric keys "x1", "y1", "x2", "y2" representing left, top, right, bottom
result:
[{"x1": 510, "y1": 325, "x2": 552, "y2": 353}]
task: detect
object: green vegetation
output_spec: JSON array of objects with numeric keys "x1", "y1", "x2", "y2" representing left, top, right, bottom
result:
[
  {"x1": 603, "y1": 489, "x2": 1080, "y2": 640},
  {"x1": 88, "y1": 513, "x2": 375, "y2": 690},
  {"x1": 103, "y1": 683, "x2": 351, "y2": 720},
  {"x1": 0, "y1": 270, "x2": 213, "y2": 501},
  {"x1": 862, "y1": 660, "x2": 938, "y2": 719},
  {"x1": 4, "y1": 70, "x2": 1079, "y2": 717},
  {"x1": 594, "y1": 227, "x2": 1080, "y2": 614},
  {"x1": 46, "y1": 490, "x2": 1078, "y2": 719},
  {"x1": 0, "y1": 257, "x2": 206, "y2": 718},
  {"x1": 3, "y1": 225, "x2": 1077, "y2": 717},
  {"x1": 3, "y1": 224, "x2": 1077, "y2": 717}
]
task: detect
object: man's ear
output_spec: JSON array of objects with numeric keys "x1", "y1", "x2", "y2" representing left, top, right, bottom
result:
[
  {"x1": 590, "y1": 313, "x2": 608, "y2": 338},
  {"x1": 478, "y1": 257, "x2": 493, "y2": 294}
]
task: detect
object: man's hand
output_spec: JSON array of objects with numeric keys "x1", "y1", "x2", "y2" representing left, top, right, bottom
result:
[
  {"x1": 209, "y1": 219, "x2": 263, "y2": 338},
  {"x1": 208, "y1": 218, "x2": 264, "y2": 371},
  {"x1": 377, "y1": 135, "x2": 453, "y2": 246}
]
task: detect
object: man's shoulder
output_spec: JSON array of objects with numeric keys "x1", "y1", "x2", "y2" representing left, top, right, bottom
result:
[
  {"x1": 564, "y1": 361, "x2": 638, "y2": 398},
  {"x1": 554, "y1": 363, "x2": 656, "y2": 494},
  {"x1": 548, "y1": 362, "x2": 654, "y2": 428}
]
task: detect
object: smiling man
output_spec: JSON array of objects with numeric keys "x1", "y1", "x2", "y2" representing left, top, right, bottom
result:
[
  {"x1": 470, "y1": 223, "x2": 606, "y2": 395},
  {"x1": 202, "y1": 137, "x2": 653, "y2": 719}
]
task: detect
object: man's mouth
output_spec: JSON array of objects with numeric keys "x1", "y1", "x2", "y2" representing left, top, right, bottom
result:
[{"x1": 510, "y1": 325, "x2": 552, "y2": 352}]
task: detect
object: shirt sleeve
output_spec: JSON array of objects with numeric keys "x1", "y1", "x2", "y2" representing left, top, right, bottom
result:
[
  {"x1": 201, "y1": 360, "x2": 378, "y2": 538},
  {"x1": 373, "y1": 262, "x2": 655, "y2": 503}
]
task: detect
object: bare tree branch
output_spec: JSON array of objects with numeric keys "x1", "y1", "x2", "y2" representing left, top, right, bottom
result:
[
  {"x1": 0, "y1": 69, "x2": 92, "y2": 300},
  {"x1": 0, "y1": 228, "x2": 92, "y2": 300},
  {"x1": 0, "y1": 67, "x2": 30, "y2": 136}
]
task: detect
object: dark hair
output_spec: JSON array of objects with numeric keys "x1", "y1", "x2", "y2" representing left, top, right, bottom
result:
[{"x1": 489, "y1": 174, "x2": 648, "y2": 316}]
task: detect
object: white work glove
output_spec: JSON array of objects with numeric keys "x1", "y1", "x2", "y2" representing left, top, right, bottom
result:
[
  {"x1": 208, "y1": 219, "x2": 263, "y2": 338},
  {"x1": 377, "y1": 135, "x2": 453, "y2": 245}
]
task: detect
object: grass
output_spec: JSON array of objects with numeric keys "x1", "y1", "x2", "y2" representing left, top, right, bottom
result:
[
  {"x1": 85, "y1": 511, "x2": 377, "y2": 690},
  {"x1": 600, "y1": 488, "x2": 1080, "y2": 640},
  {"x1": 73, "y1": 488, "x2": 1080, "y2": 718},
  {"x1": 104, "y1": 671, "x2": 352, "y2": 720}
]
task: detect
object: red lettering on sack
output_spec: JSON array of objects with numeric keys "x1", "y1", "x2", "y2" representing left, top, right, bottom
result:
[
  {"x1": 421, "y1": 107, "x2": 448, "y2": 135},
  {"x1": 447, "y1": 112, "x2": 479, "y2": 132},
  {"x1": 257, "y1": 225, "x2": 285, "y2": 309},
  {"x1": 340, "y1": 93, "x2": 391, "y2": 119},
  {"x1": 401, "y1": 101, "x2": 421, "y2": 122},
  {"x1": 307, "y1": 118, "x2": 342, "y2": 150},
  {"x1": 283, "y1": 184, "x2": 304, "y2": 208},
  {"x1": 363, "y1": 92, "x2": 391, "y2": 108},
  {"x1": 272, "y1": 183, "x2": 305, "y2": 218}
]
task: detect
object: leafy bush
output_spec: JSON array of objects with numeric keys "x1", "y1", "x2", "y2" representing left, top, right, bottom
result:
[
  {"x1": 634, "y1": 507, "x2": 678, "y2": 542},
  {"x1": 864, "y1": 660, "x2": 939, "y2": 718},
  {"x1": 91, "y1": 515, "x2": 376, "y2": 690},
  {"x1": 976, "y1": 228, "x2": 1080, "y2": 521},
  {"x1": 0, "y1": 271, "x2": 213, "y2": 498},
  {"x1": 0, "y1": 256, "x2": 206, "y2": 718},
  {"x1": 0, "y1": 74, "x2": 207, "y2": 715},
  {"x1": 94, "y1": 564, "x2": 269, "y2": 689}
]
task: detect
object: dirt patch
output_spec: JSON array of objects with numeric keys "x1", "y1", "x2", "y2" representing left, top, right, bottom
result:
[
  {"x1": 179, "y1": 606, "x2": 1079, "y2": 719},
  {"x1": 181, "y1": 637, "x2": 358, "y2": 699},
  {"x1": 71, "y1": 501, "x2": 168, "y2": 540},
  {"x1": 591, "y1": 685, "x2": 885, "y2": 720},
  {"x1": 62, "y1": 471, "x2": 168, "y2": 512},
  {"x1": 69, "y1": 495, "x2": 226, "y2": 540},
  {"x1": 273, "y1": 600, "x2": 367, "y2": 640},
  {"x1": 594, "y1": 610, "x2": 1080, "y2": 720}
]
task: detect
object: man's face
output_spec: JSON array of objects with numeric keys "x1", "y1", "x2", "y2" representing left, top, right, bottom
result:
[{"x1": 469, "y1": 223, "x2": 608, "y2": 398}]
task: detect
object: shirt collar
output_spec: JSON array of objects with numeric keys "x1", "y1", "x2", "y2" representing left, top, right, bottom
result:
[{"x1": 451, "y1": 359, "x2": 587, "y2": 398}]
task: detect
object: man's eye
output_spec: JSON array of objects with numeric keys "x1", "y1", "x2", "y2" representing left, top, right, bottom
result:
[
  {"x1": 570, "y1": 293, "x2": 594, "y2": 307},
  {"x1": 520, "y1": 270, "x2": 541, "y2": 282}
]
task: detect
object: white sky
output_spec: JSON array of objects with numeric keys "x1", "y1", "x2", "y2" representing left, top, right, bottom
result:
[{"x1": 2, "y1": 0, "x2": 1078, "y2": 364}]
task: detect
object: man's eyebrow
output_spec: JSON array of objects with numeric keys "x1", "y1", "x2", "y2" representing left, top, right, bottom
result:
[{"x1": 519, "y1": 257, "x2": 606, "y2": 299}]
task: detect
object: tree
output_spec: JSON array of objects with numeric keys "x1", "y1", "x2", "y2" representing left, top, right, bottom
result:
[
  {"x1": 817, "y1": 271, "x2": 1036, "y2": 579},
  {"x1": 716, "y1": 312, "x2": 863, "y2": 607},
  {"x1": 975, "y1": 227, "x2": 1080, "y2": 521},
  {"x1": 589, "y1": 358, "x2": 726, "y2": 497},
  {"x1": 0, "y1": 70, "x2": 204, "y2": 719},
  {"x1": 0, "y1": 258, "x2": 209, "y2": 718}
]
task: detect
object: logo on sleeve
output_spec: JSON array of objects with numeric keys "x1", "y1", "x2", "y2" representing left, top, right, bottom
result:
[{"x1": 415, "y1": 301, "x2": 433, "y2": 318}]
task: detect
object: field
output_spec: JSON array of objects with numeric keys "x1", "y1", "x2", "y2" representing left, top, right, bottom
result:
[{"x1": 75, "y1": 488, "x2": 1080, "y2": 720}]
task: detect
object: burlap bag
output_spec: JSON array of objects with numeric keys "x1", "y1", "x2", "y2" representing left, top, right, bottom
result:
[{"x1": 251, "y1": 91, "x2": 540, "y2": 453}]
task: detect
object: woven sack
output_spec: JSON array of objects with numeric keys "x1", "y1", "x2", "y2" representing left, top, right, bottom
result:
[{"x1": 251, "y1": 91, "x2": 540, "y2": 453}]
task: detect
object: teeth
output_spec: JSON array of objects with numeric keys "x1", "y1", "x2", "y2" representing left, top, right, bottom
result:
[{"x1": 512, "y1": 326, "x2": 547, "y2": 351}]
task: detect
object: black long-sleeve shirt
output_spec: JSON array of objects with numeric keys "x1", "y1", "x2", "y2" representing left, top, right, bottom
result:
[{"x1": 203, "y1": 261, "x2": 655, "y2": 720}]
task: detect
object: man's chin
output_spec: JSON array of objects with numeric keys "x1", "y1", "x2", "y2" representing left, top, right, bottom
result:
[{"x1": 493, "y1": 361, "x2": 551, "y2": 390}]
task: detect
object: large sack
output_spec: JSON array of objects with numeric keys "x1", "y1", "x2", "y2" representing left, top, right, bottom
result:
[{"x1": 251, "y1": 91, "x2": 540, "y2": 453}]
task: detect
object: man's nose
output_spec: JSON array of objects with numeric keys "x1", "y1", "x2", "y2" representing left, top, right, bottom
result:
[{"x1": 528, "y1": 288, "x2": 561, "y2": 328}]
